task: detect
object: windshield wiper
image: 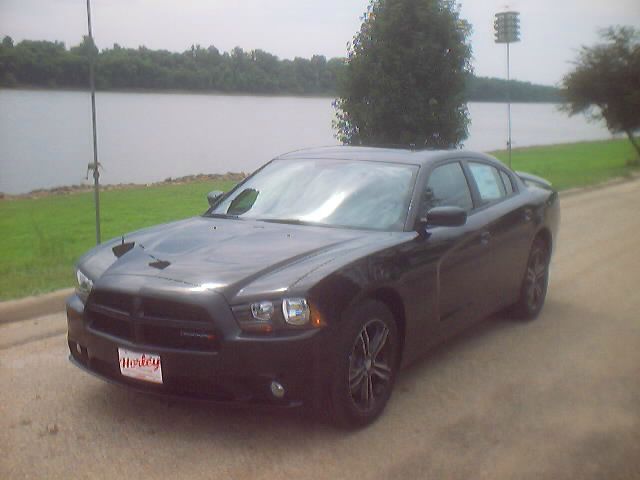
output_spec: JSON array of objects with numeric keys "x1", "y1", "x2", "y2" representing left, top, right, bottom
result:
[
  {"x1": 258, "y1": 218, "x2": 315, "y2": 226},
  {"x1": 205, "y1": 212, "x2": 240, "y2": 219}
]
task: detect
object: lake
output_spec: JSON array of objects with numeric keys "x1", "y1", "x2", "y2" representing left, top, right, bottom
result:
[{"x1": 0, "y1": 89, "x2": 614, "y2": 195}]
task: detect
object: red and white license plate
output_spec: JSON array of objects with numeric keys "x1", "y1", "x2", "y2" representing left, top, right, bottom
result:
[{"x1": 118, "y1": 348, "x2": 163, "y2": 384}]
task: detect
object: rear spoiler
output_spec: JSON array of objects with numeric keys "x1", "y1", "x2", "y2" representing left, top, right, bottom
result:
[{"x1": 516, "y1": 171, "x2": 553, "y2": 190}]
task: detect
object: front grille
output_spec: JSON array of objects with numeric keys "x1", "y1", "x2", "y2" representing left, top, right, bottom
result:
[
  {"x1": 90, "y1": 291, "x2": 133, "y2": 314},
  {"x1": 86, "y1": 291, "x2": 218, "y2": 352},
  {"x1": 91, "y1": 311, "x2": 133, "y2": 341},
  {"x1": 141, "y1": 298, "x2": 209, "y2": 323}
]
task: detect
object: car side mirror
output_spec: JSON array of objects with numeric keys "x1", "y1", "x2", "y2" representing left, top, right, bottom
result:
[
  {"x1": 427, "y1": 206, "x2": 467, "y2": 227},
  {"x1": 207, "y1": 190, "x2": 224, "y2": 208},
  {"x1": 416, "y1": 206, "x2": 467, "y2": 232}
]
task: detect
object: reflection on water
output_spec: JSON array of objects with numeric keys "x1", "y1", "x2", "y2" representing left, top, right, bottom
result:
[{"x1": 0, "y1": 89, "x2": 614, "y2": 194}]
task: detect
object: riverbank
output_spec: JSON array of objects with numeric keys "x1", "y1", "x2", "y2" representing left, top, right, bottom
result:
[
  {"x1": 1, "y1": 138, "x2": 637, "y2": 301},
  {"x1": 0, "y1": 172, "x2": 247, "y2": 200}
]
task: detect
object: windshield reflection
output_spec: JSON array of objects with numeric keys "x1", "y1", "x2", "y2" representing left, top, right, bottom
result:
[{"x1": 211, "y1": 159, "x2": 418, "y2": 231}]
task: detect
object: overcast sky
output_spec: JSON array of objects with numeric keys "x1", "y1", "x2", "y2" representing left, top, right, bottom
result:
[{"x1": 1, "y1": 0, "x2": 639, "y2": 86}]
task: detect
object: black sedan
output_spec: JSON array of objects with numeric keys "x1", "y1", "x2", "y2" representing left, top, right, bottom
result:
[{"x1": 67, "y1": 146, "x2": 560, "y2": 427}]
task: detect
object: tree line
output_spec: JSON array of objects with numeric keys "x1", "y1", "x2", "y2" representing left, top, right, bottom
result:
[{"x1": 0, "y1": 36, "x2": 560, "y2": 102}]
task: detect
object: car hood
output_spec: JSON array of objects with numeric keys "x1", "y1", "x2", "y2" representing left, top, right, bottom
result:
[{"x1": 81, "y1": 216, "x2": 385, "y2": 298}]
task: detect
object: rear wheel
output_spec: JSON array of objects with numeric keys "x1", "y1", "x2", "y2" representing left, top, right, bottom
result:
[
  {"x1": 511, "y1": 237, "x2": 550, "y2": 320},
  {"x1": 327, "y1": 300, "x2": 399, "y2": 428}
]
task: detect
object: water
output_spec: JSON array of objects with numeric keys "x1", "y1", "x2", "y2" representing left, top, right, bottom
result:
[{"x1": 0, "y1": 89, "x2": 614, "y2": 195}]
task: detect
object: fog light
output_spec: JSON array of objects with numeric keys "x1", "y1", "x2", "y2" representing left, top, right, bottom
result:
[{"x1": 270, "y1": 381, "x2": 285, "y2": 399}]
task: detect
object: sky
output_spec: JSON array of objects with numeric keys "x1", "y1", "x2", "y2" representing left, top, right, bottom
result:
[{"x1": 0, "y1": 0, "x2": 639, "y2": 86}]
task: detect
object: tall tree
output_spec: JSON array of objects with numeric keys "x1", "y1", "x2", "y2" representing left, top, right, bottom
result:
[
  {"x1": 334, "y1": 0, "x2": 472, "y2": 147},
  {"x1": 562, "y1": 27, "x2": 640, "y2": 157},
  {"x1": 0, "y1": 35, "x2": 560, "y2": 101}
]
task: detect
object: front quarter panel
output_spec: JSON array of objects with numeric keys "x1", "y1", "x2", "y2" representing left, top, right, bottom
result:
[{"x1": 304, "y1": 233, "x2": 441, "y2": 367}]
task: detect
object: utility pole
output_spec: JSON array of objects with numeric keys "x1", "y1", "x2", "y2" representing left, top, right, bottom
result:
[
  {"x1": 494, "y1": 10, "x2": 521, "y2": 169},
  {"x1": 86, "y1": 0, "x2": 101, "y2": 244}
]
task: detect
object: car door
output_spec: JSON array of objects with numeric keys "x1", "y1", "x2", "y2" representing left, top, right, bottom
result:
[
  {"x1": 464, "y1": 161, "x2": 533, "y2": 313},
  {"x1": 410, "y1": 161, "x2": 494, "y2": 342}
]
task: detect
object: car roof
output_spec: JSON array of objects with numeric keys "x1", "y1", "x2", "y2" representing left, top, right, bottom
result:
[{"x1": 274, "y1": 145, "x2": 501, "y2": 168}]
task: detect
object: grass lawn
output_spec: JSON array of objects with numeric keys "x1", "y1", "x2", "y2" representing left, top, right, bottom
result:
[
  {"x1": 491, "y1": 138, "x2": 638, "y2": 191},
  {"x1": 0, "y1": 180, "x2": 235, "y2": 300},
  {"x1": 0, "y1": 138, "x2": 638, "y2": 301}
]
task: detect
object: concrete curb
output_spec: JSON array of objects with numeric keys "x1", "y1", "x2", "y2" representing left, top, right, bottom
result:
[
  {"x1": 0, "y1": 288, "x2": 73, "y2": 325},
  {"x1": 559, "y1": 172, "x2": 640, "y2": 198}
]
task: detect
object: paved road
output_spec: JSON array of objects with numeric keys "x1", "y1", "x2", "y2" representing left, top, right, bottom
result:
[{"x1": 2, "y1": 180, "x2": 639, "y2": 480}]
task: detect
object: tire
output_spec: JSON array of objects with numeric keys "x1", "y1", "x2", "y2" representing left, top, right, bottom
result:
[
  {"x1": 511, "y1": 237, "x2": 550, "y2": 320},
  {"x1": 327, "y1": 300, "x2": 400, "y2": 428}
]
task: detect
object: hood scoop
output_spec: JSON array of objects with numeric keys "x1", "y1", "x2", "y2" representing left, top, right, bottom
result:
[
  {"x1": 149, "y1": 259, "x2": 171, "y2": 270},
  {"x1": 112, "y1": 240, "x2": 135, "y2": 258}
]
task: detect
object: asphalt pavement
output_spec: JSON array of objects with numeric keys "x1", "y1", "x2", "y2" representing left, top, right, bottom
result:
[{"x1": 1, "y1": 179, "x2": 639, "y2": 480}]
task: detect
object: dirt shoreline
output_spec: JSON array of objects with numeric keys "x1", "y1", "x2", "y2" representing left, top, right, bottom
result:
[{"x1": 0, "y1": 172, "x2": 248, "y2": 200}]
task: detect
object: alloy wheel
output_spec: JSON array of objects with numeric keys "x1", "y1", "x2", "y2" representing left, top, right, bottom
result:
[
  {"x1": 348, "y1": 318, "x2": 394, "y2": 412},
  {"x1": 525, "y1": 246, "x2": 548, "y2": 311}
]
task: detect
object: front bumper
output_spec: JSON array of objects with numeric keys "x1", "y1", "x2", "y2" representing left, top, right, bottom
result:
[{"x1": 66, "y1": 286, "x2": 330, "y2": 408}]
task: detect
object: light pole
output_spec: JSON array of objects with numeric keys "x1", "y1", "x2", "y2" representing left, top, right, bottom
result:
[
  {"x1": 494, "y1": 10, "x2": 520, "y2": 169},
  {"x1": 86, "y1": 0, "x2": 101, "y2": 244}
]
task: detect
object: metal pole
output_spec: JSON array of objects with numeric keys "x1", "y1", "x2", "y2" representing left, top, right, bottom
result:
[
  {"x1": 86, "y1": 0, "x2": 101, "y2": 244},
  {"x1": 506, "y1": 41, "x2": 512, "y2": 169}
]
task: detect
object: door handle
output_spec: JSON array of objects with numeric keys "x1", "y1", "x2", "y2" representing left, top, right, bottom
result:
[{"x1": 480, "y1": 231, "x2": 491, "y2": 245}]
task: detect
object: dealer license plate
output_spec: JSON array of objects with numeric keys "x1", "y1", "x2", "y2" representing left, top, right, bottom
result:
[{"x1": 118, "y1": 348, "x2": 163, "y2": 384}]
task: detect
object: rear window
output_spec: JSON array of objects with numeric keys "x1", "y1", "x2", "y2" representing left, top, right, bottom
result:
[{"x1": 468, "y1": 162, "x2": 507, "y2": 204}]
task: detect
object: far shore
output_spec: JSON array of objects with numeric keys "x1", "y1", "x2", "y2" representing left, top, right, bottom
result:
[
  {"x1": 0, "y1": 85, "x2": 564, "y2": 104},
  {"x1": 0, "y1": 85, "x2": 336, "y2": 100},
  {"x1": 0, "y1": 172, "x2": 248, "y2": 201}
]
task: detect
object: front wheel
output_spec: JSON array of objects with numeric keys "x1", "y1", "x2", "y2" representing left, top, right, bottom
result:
[
  {"x1": 327, "y1": 300, "x2": 399, "y2": 428},
  {"x1": 511, "y1": 237, "x2": 550, "y2": 320}
]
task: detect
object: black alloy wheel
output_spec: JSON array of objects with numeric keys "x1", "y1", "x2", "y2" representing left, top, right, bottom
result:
[
  {"x1": 512, "y1": 237, "x2": 550, "y2": 320},
  {"x1": 328, "y1": 300, "x2": 399, "y2": 428},
  {"x1": 348, "y1": 319, "x2": 394, "y2": 411}
]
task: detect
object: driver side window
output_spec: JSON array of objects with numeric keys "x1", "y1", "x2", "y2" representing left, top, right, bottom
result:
[{"x1": 422, "y1": 162, "x2": 473, "y2": 213}]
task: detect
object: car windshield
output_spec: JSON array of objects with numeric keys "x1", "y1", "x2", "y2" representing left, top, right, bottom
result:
[{"x1": 209, "y1": 159, "x2": 418, "y2": 231}]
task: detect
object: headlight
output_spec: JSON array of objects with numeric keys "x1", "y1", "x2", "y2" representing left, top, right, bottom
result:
[
  {"x1": 251, "y1": 301, "x2": 274, "y2": 321},
  {"x1": 231, "y1": 301, "x2": 275, "y2": 333},
  {"x1": 282, "y1": 298, "x2": 310, "y2": 326},
  {"x1": 233, "y1": 297, "x2": 323, "y2": 334},
  {"x1": 75, "y1": 269, "x2": 93, "y2": 301}
]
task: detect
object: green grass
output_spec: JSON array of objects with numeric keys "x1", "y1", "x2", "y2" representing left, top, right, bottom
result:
[
  {"x1": 0, "y1": 138, "x2": 638, "y2": 301},
  {"x1": 491, "y1": 138, "x2": 639, "y2": 191},
  {"x1": 0, "y1": 180, "x2": 235, "y2": 301}
]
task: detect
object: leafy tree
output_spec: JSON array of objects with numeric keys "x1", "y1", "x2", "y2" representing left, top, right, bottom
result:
[
  {"x1": 0, "y1": 34, "x2": 560, "y2": 102},
  {"x1": 70, "y1": 35, "x2": 98, "y2": 59},
  {"x1": 562, "y1": 27, "x2": 640, "y2": 157},
  {"x1": 334, "y1": 0, "x2": 472, "y2": 147}
]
